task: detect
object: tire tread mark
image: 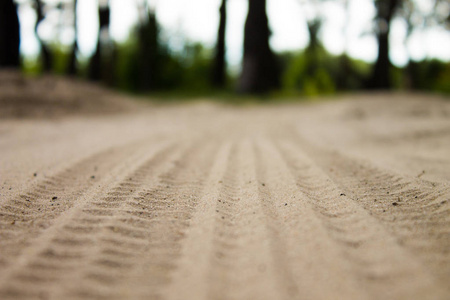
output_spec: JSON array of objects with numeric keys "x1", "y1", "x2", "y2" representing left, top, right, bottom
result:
[
  {"x1": 288, "y1": 129, "x2": 450, "y2": 288},
  {"x1": 0, "y1": 139, "x2": 179, "y2": 298},
  {"x1": 0, "y1": 138, "x2": 160, "y2": 271},
  {"x1": 274, "y1": 138, "x2": 447, "y2": 299},
  {"x1": 93, "y1": 139, "x2": 220, "y2": 300},
  {"x1": 205, "y1": 141, "x2": 283, "y2": 300}
]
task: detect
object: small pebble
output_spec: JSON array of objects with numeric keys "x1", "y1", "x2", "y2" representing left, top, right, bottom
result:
[
  {"x1": 90, "y1": 175, "x2": 95, "y2": 179},
  {"x1": 52, "y1": 196, "x2": 58, "y2": 200},
  {"x1": 33, "y1": 173, "x2": 37, "y2": 177},
  {"x1": 262, "y1": 183, "x2": 265, "y2": 186}
]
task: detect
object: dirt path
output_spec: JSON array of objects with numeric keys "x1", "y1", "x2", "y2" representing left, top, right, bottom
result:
[{"x1": 0, "y1": 92, "x2": 449, "y2": 300}]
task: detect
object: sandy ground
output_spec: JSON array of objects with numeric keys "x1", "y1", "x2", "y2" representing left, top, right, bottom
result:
[{"x1": 0, "y1": 74, "x2": 449, "y2": 299}]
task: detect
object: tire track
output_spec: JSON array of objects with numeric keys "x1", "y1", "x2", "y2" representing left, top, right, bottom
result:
[
  {"x1": 100, "y1": 138, "x2": 220, "y2": 300},
  {"x1": 0, "y1": 137, "x2": 183, "y2": 299},
  {"x1": 201, "y1": 140, "x2": 283, "y2": 300},
  {"x1": 252, "y1": 138, "x2": 367, "y2": 300},
  {"x1": 0, "y1": 137, "x2": 162, "y2": 270},
  {"x1": 162, "y1": 142, "x2": 232, "y2": 300},
  {"x1": 206, "y1": 143, "x2": 243, "y2": 300},
  {"x1": 288, "y1": 129, "x2": 450, "y2": 289},
  {"x1": 274, "y1": 138, "x2": 447, "y2": 299},
  {"x1": 1, "y1": 135, "x2": 219, "y2": 300}
]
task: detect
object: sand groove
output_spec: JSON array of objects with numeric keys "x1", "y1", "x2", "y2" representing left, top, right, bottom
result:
[
  {"x1": 289, "y1": 131, "x2": 450, "y2": 290},
  {"x1": 275, "y1": 139, "x2": 447, "y2": 299},
  {"x1": 0, "y1": 138, "x2": 181, "y2": 298},
  {"x1": 108, "y1": 139, "x2": 220, "y2": 300},
  {"x1": 0, "y1": 136, "x2": 219, "y2": 299},
  {"x1": 0, "y1": 138, "x2": 163, "y2": 270},
  {"x1": 253, "y1": 138, "x2": 366, "y2": 300},
  {"x1": 204, "y1": 140, "x2": 283, "y2": 300}
]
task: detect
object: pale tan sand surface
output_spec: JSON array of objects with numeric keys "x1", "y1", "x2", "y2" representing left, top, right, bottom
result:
[{"x1": 0, "y1": 75, "x2": 449, "y2": 300}]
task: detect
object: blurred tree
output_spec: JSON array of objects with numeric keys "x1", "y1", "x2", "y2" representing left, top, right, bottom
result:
[
  {"x1": 66, "y1": 0, "x2": 78, "y2": 76},
  {"x1": 89, "y1": 0, "x2": 112, "y2": 82},
  {"x1": 238, "y1": 0, "x2": 280, "y2": 94},
  {"x1": 212, "y1": 0, "x2": 227, "y2": 88},
  {"x1": 305, "y1": 19, "x2": 321, "y2": 76},
  {"x1": 368, "y1": 0, "x2": 401, "y2": 89},
  {"x1": 136, "y1": 2, "x2": 159, "y2": 91},
  {"x1": 336, "y1": 0, "x2": 357, "y2": 90},
  {"x1": 368, "y1": 0, "x2": 449, "y2": 90},
  {"x1": 399, "y1": 0, "x2": 449, "y2": 90},
  {"x1": 34, "y1": 0, "x2": 53, "y2": 72},
  {"x1": 0, "y1": 0, "x2": 20, "y2": 68},
  {"x1": 180, "y1": 43, "x2": 212, "y2": 91}
]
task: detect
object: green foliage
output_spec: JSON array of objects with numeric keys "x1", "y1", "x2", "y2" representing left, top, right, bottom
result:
[
  {"x1": 434, "y1": 64, "x2": 450, "y2": 94},
  {"x1": 390, "y1": 66, "x2": 404, "y2": 89},
  {"x1": 406, "y1": 59, "x2": 450, "y2": 94},
  {"x1": 20, "y1": 44, "x2": 71, "y2": 75},
  {"x1": 280, "y1": 46, "x2": 371, "y2": 97},
  {"x1": 114, "y1": 16, "x2": 214, "y2": 94},
  {"x1": 50, "y1": 44, "x2": 70, "y2": 75},
  {"x1": 115, "y1": 35, "x2": 140, "y2": 91},
  {"x1": 21, "y1": 56, "x2": 41, "y2": 76},
  {"x1": 179, "y1": 43, "x2": 213, "y2": 91}
]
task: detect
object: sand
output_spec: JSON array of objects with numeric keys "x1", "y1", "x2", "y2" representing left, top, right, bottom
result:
[{"x1": 0, "y1": 75, "x2": 449, "y2": 299}]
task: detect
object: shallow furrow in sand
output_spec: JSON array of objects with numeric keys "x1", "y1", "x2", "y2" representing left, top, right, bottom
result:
[
  {"x1": 290, "y1": 131, "x2": 450, "y2": 288},
  {"x1": 205, "y1": 143, "x2": 243, "y2": 300},
  {"x1": 252, "y1": 138, "x2": 367, "y2": 300},
  {"x1": 197, "y1": 140, "x2": 285, "y2": 300},
  {"x1": 0, "y1": 137, "x2": 166, "y2": 269},
  {"x1": 275, "y1": 138, "x2": 447, "y2": 299},
  {"x1": 0, "y1": 138, "x2": 183, "y2": 299},
  {"x1": 161, "y1": 142, "x2": 232, "y2": 300},
  {"x1": 104, "y1": 139, "x2": 220, "y2": 300}
]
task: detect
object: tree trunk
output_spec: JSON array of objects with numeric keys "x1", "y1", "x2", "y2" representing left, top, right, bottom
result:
[
  {"x1": 371, "y1": 31, "x2": 390, "y2": 89},
  {"x1": 137, "y1": 7, "x2": 159, "y2": 91},
  {"x1": 369, "y1": 0, "x2": 400, "y2": 89},
  {"x1": 34, "y1": 0, "x2": 53, "y2": 72},
  {"x1": 89, "y1": 2, "x2": 110, "y2": 81},
  {"x1": 0, "y1": 0, "x2": 20, "y2": 68},
  {"x1": 305, "y1": 19, "x2": 321, "y2": 77},
  {"x1": 67, "y1": 0, "x2": 78, "y2": 76},
  {"x1": 238, "y1": 0, "x2": 280, "y2": 94},
  {"x1": 212, "y1": 0, "x2": 227, "y2": 88}
]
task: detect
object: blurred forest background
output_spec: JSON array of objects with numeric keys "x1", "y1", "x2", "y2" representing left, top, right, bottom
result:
[{"x1": 1, "y1": 0, "x2": 449, "y2": 98}]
